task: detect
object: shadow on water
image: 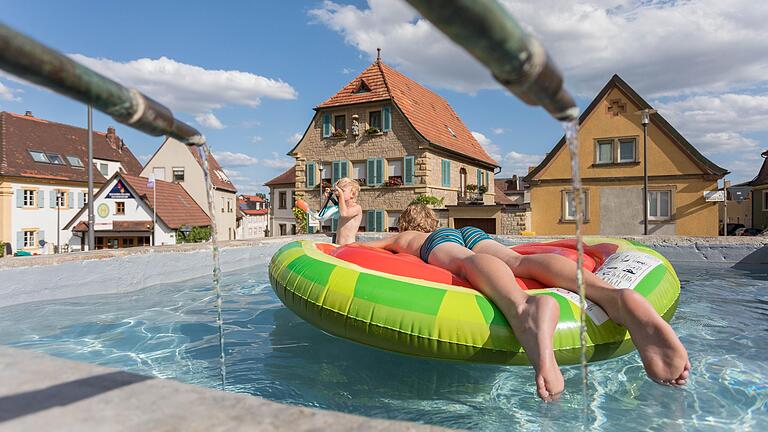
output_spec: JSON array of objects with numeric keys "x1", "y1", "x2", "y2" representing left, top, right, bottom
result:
[{"x1": 732, "y1": 244, "x2": 768, "y2": 273}]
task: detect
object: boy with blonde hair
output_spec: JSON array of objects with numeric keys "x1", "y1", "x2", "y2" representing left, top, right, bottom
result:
[
  {"x1": 358, "y1": 203, "x2": 689, "y2": 401},
  {"x1": 332, "y1": 177, "x2": 362, "y2": 245}
]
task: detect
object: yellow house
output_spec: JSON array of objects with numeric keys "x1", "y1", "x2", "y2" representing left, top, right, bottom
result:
[{"x1": 524, "y1": 75, "x2": 727, "y2": 236}]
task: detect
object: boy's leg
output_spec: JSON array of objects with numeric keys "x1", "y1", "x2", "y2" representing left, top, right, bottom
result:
[
  {"x1": 427, "y1": 242, "x2": 564, "y2": 401},
  {"x1": 471, "y1": 239, "x2": 690, "y2": 386}
]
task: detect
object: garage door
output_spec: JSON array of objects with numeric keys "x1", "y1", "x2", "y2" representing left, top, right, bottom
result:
[{"x1": 453, "y1": 218, "x2": 496, "y2": 234}]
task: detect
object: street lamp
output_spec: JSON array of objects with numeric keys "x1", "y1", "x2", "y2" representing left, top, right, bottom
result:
[
  {"x1": 179, "y1": 224, "x2": 192, "y2": 242},
  {"x1": 638, "y1": 109, "x2": 656, "y2": 235},
  {"x1": 317, "y1": 163, "x2": 325, "y2": 235}
]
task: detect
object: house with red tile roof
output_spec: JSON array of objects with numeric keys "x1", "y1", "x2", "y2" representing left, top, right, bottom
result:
[
  {"x1": 237, "y1": 194, "x2": 269, "y2": 238},
  {"x1": 0, "y1": 111, "x2": 143, "y2": 253},
  {"x1": 140, "y1": 137, "x2": 238, "y2": 241},
  {"x1": 265, "y1": 166, "x2": 296, "y2": 236},
  {"x1": 64, "y1": 172, "x2": 210, "y2": 249},
  {"x1": 287, "y1": 54, "x2": 500, "y2": 233}
]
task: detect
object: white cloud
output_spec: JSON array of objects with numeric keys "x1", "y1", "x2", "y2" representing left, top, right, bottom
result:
[
  {"x1": 502, "y1": 151, "x2": 545, "y2": 178},
  {"x1": 492, "y1": 128, "x2": 507, "y2": 135},
  {"x1": 341, "y1": 67, "x2": 355, "y2": 74},
  {"x1": 68, "y1": 54, "x2": 298, "y2": 121},
  {"x1": 311, "y1": 0, "x2": 768, "y2": 97},
  {"x1": 262, "y1": 152, "x2": 295, "y2": 169},
  {"x1": 213, "y1": 151, "x2": 259, "y2": 167},
  {"x1": 471, "y1": 131, "x2": 501, "y2": 162},
  {"x1": 288, "y1": 132, "x2": 303, "y2": 143},
  {"x1": 252, "y1": 135, "x2": 264, "y2": 143},
  {"x1": 137, "y1": 154, "x2": 151, "y2": 164},
  {"x1": 195, "y1": 112, "x2": 225, "y2": 129},
  {"x1": 0, "y1": 81, "x2": 21, "y2": 101}
]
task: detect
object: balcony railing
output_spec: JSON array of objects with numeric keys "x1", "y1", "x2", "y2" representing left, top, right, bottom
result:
[{"x1": 457, "y1": 190, "x2": 484, "y2": 204}]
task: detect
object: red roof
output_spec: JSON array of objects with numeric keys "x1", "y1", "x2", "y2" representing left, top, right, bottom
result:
[
  {"x1": 73, "y1": 220, "x2": 152, "y2": 232},
  {"x1": 242, "y1": 209, "x2": 268, "y2": 216},
  {"x1": 315, "y1": 62, "x2": 497, "y2": 167},
  {"x1": 240, "y1": 194, "x2": 264, "y2": 202},
  {"x1": 187, "y1": 146, "x2": 237, "y2": 192},
  {"x1": 120, "y1": 174, "x2": 211, "y2": 229},
  {"x1": 265, "y1": 166, "x2": 295, "y2": 186},
  {"x1": 0, "y1": 111, "x2": 143, "y2": 182}
]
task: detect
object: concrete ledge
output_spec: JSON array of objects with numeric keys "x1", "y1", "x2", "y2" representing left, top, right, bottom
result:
[{"x1": 0, "y1": 346, "x2": 450, "y2": 431}]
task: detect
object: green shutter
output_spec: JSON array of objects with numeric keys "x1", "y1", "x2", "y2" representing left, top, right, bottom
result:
[
  {"x1": 486, "y1": 170, "x2": 490, "y2": 188},
  {"x1": 477, "y1": 169, "x2": 482, "y2": 186},
  {"x1": 306, "y1": 162, "x2": 316, "y2": 187},
  {"x1": 367, "y1": 210, "x2": 375, "y2": 231},
  {"x1": 331, "y1": 218, "x2": 338, "y2": 232},
  {"x1": 375, "y1": 210, "x2": 384, "y2": 232},
  {"x1": 332, "y1": 160, "x2": 340, "y2": 185},
  {"x1": 383, "y1": 106, "x2": 391, "y2": 131},
  {"x1": 340, "y1": 160, "x2": 348, "y2": 179},
  {"x1": 367, "y1": 159, "x2": 375, "y2": 185},
  {"x1": 322, "y1": 113, "x2": 331, "y2": 138},
  {"x1": 441, "y1": 160, "x2": 451, "y2": 187},
  {"x1": 375, "y1": 158, "x2": 384, "y2": 185},
  {"x1": 404, "y1": 156, "x2": 414, "y2": 185}
]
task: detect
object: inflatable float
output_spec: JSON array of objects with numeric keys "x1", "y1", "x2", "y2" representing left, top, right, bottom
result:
[{"x1": 268, "y1": 238, "x2": 680, "y2": 365}]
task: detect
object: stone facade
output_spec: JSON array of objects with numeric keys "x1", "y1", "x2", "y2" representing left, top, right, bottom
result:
[
  {"x1": 291, "y1": 103, "x2": 496, "y2": 231},
  {"x1": 500, "y1": 209, "x2": 529, "y2": 235}
]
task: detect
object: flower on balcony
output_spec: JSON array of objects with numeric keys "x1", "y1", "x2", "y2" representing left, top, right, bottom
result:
[
  {"x1": 385, "y1": 176, "x2": 403, "y2": 187},
  {"x1": 330, "y1": 129, "x2": 346, "y2": 138},
  {"x1": 365, "y1": 127, "x2": 381, "y2": 135},
  {"x1": 356, "y1": 178, "x2": 367, "y2": 186},
  {"x1": 320, "y1": 179, "x2": 332, "y2": 189},
  {"x1": 465, "y1": 184, "x2": 478, "y2": 192},
  {"x1": 478, "y1": 184, "x2": 488, "y2": 194}
]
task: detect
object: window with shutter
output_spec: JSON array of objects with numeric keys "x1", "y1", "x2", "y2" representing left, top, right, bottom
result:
[
  {"x1": 477, "y1": 169, "x2": 482, "y2": 187},
  {"x1": 306, "y1": 162, "x2": 316, "y2": 187},
  {"x1": 382, "y1": 106, "x2": 391, "y2": 131},
  {"x1": 441, "y1": 160, "x2": 451, "y2": 187},
  {"x1": 322, "y1": 113, "x2": 331, "y2": 138},
  {"x1": 375, "y1": 210, "x2": 384, "y2": 232},
  {"x1": 367, "y1": 210, "x2": 375, "y2": 231},
  {"x1": 404, "y1": 156, "x2": 414, "y2": 185}
]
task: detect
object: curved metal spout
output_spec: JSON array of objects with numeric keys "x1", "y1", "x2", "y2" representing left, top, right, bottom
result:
[
  {"x1": 405, "y1": 0, "x2": 579, "y2": 121},
  {"x1": 0, "y1": 22, "x2": 205, "y2": 146}
]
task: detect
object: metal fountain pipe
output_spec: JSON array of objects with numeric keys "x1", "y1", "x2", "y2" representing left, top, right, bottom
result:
[
  {"x1": 405, "y1": 0, "x2": 579, "y2": 122},
  {"x1": 0, "y1": 22, "x2": 205, "y2": 146}
]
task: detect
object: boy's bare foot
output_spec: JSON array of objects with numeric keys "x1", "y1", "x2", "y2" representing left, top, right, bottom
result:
[
  {"x1": 614, "y1": 290, "x2": 690, "y2": 386},
  {"x1": 512, "y1": 295, "x2": 564, "y2": 401}
]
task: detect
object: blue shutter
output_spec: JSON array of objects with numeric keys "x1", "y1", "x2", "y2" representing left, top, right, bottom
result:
[
  {"x1": 367, "y1": 210, "x2": 375, "y2": 231},
  {"x1": 331, "y1": 218, "x2": 338, "y2": 232},
  {"x1": 383, "y1": 106, "x2": 391, "y2": 131},
  {"x1": 37, "y1": 191, "x2": 44, "y2": 208},
  {"x1": 441, "y1": 160, "x2": 451, "y2": 187},
  {"x1": 486, "y1": 171, "x2": 490, "y2": 188},
  {"x1": 366, "y1": 159, "x2": 375, "y2": 186},
  {"x1": 68, "y1": 192, "x2": 74, "y2": 208},
  {"x1": 78, "y1": 192, "x2": 84, "y2": 208},
  {"x1": 340, "y1": 160, "x2": 348, "y2": 179},
  {"x1": 322, "y1": 113, "x2": 331, "y2": 138},
  {"x1": 375, "y1": 210, "x2": 384, "y2": 232},
  {"x1": 38, "y1": 230, "x2": 45, "y2": 243},
  {"x1": 50, "y1": 191, "x2": 57, "y2": 208},
  {"x1": 16, "y1": 189, "x2": 23, "y2": 208},
  {"x1": 375, "y1": 158, "x2": 384, "y2": 185},
  {"x1": 404, "y1": 156, "x2": 414, "y2": 185},
  {"x1": 306, "y1": 162, "x2": 315, "y2": 187},
  {"x1": 477, "y1": 169, "x2": 482, "y2": 187},
  {"x1": 333, "y1": 160, "x2": 344, "y2": 185},
  {"x1": 16, "y1": 231, "x2": 24, "y2": 249}
]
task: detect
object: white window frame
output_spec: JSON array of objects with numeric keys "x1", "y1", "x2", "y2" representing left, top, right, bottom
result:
[
  {"x1": 66, "y1": 155, "x2": 84, "y2": 167},
  {"x1": 618, "y1": 138, "x2": 637, "y2": 162},
  {"x1": 56, "y1": 191, "x2": 66, "y2": 208},
  {"x1": 23, "y1": 190, "x2": 36, "y2": 207},
  {"x1": 596, "y1": 139, "x2": 613, "y2": 164},
  {"x1": 352, "y1": 161, "x2": 367, "y2": 183},
  {"x1": 563, "y1": 190, "x2": 589, "y2": 222},
  {"x1": 23, "y1": 230, "x2": 36, "y2": 248},
  {"x1": 29, "y1": 151, "x2": 50, "y2": 163},
  {"x1": 172, "y1": 167, "x2": 185, "y2": 182},
  {"x1": 648, "y1": 190, "x2": 672, "y2": 221},
  {"x1": 99, "y1": 163, "x2": 109, "y2": 177},
  {"x1": 152, "y1": 166, "x2": 166, "y2": 182},
  {"x1": 47, "y1": 153, "x2": 65, "y2": 165},
  {"x1": 115, "y1": 201, "x2": 126, "y2": 215}
]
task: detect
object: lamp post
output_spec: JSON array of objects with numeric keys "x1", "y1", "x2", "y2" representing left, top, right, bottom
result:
[
  {"x1": 638, "y1": 109, "x2": 656, "y2": 235},
  {"x1": 56, "y1": 189, "x2": 61, "y2": 253},
  {"x1": 318, "y1": 163, "x2": 325, "y2": 234}
]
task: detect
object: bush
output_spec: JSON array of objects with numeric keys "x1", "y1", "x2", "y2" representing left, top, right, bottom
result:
[
  {"x1": 478, "y1": 184, "x2": 488, "y2": 194},
  {"x1": 292, "y1": 206, "x2": 308, "y2": 234},
  {"x1": 365, "y1": 127, "x2": 381, "y2": 135},
  {"x1": 176, "y1": 226, "x2": 212, "y2": 243},
  {"x1": 410, "y1": 194, "x2": 444, "y2": 207},
  {"x1": 465, "y1": 184, "x2": 478, "y2": 192}
]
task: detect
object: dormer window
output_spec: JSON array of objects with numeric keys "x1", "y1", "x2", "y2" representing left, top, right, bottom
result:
[
  {"x1": 29, "y1": 151, "x2": 50, "y2": 163},
  {"x1": 66, "y1": 155, "x2": 84, "y2": 167},
  {"x1": 353, "y1": 79, "x2": 371, "y2": 94},
  {"x1": 47, "y1": 153, "x2": 65, "y2": 165},
  {"x1": 446, "y1": 125, "x2": 456, "y2": 137}
]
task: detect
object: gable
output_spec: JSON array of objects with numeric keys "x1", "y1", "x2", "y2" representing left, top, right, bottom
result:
[{"x1": 526, "y1": 75, "x2": 727, "y2": 182}]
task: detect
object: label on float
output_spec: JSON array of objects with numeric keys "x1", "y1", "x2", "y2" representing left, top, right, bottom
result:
[
  {"x1": 594, "y1": 252, "x2": 663, "y2": 290},
  {"x1": 546, "y1": 288, "x2": 610, "y2": 325}
]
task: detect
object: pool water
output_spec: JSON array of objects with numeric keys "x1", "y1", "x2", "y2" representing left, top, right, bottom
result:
[{"x1": 1, "y1": 261, "x2": 766, "y2": 430}]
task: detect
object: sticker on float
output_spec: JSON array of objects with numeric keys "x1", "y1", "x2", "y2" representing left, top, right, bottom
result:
[
  {"x1": 546, "y1": 288, "x2": 610, "y2": 325},
  {"x1": 594, "y1": 251, "x2": 663, "y2": 290}
]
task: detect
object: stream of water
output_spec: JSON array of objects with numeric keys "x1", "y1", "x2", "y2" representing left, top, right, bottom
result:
[{"x1": 197, "y1": 143, "x2": 226, "y2": 389}]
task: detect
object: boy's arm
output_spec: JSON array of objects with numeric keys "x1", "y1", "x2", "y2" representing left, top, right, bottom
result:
[{"x1": 354, "y1": 236, "x2": 397, "y2": 251}]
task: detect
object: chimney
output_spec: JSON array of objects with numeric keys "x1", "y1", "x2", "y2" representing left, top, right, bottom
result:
[
  {"x1": 106, "y1": 126, "x2": 117, "y2": 149},
  {"x1": 511, "y1": 174, "x2": 519, "y2": 190},
  {"x1": 24, "y1": 111, "x2": 33, "y2": 117}
]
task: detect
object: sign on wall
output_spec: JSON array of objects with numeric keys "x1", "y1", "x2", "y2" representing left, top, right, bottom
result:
[
  {"x1": 106, "y1": 179, "x2": 133, "y2": 200},
  {"x1": 704, "y1": 190, "x2": 725, "y2": 202},
  {"x1": 94, "y1": 221, "x2": 113, "y2": 231},
  {"x1": 97, "y1": 203, "x2": 109, "y2": 218}
]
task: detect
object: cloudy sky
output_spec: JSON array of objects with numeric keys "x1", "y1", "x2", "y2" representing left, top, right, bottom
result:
[{"x1": 2, "y1": 0, "x2": 766, "y2": 193}]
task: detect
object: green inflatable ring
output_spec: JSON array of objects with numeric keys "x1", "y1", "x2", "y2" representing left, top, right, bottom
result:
[{"x1": 268, "y1": 237, "x2": 680, "y2": 365}]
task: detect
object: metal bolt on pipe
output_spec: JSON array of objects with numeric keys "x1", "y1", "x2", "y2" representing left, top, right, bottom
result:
[{"x1": 0, "y1": 23, "x2": 205, "y2": 146}]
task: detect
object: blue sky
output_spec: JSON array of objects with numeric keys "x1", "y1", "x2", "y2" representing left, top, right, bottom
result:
[{"x1": 2, "y1": 0, "x2": 767, "y2": 193}]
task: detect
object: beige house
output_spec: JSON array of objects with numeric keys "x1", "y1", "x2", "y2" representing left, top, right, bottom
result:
[
  {"x1": 288, "y1": 56, "x2": 499, "y2": 233},
  {"x1": 141, "y1": 138, "x2": 238, "y2": 241},
  {"x1": 265, "y1": 167, "x2": 296, "y2": 236}
]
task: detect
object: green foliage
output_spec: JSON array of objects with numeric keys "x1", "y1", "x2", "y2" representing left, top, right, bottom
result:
[
  {"x1": 176, "y1": 226, "x2": 211, "y2": 243},
  {"x1": 478, "y1": 184, "x2": 488, "y2": 194},
  {"x1": 292, "y1": 206, "x2": 308, "y2": 234},
  {"x1": 465, "y1": 184, "x2": 478, "y2": 192},
  {"x1": 0, "y1": 242, "x2": 6, "y2": 257},
  {"x1": 365, "y1": 127, "x2": 381, "y2": 135},
  {"x1": 410, "y1": 194, "x2": 445, "y2": 207}
]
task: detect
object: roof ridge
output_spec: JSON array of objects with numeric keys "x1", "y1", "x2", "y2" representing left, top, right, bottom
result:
[{"x1": 376, "y1": 60, "x2": 394, "y2": 100}]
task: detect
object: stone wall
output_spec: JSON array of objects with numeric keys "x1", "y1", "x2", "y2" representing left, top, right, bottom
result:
[{"x1": 500, "y1": 209, "x2": 529, "y2": 235}]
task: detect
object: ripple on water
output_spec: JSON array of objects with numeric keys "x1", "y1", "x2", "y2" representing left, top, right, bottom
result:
[{"x1": 0, "y1": 262, "x2": 766, "y2": 431}]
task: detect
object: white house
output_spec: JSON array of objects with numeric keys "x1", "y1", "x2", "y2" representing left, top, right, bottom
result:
[
  {"x1": 237, "y1": 195, "x2": 269, "y2": 239},
  {"x1": 265, "y1": 167, "x2": 296, "y2": 236},
  {"x1": 141, "y1": 137, "x2": 238, "y2": 241},
  {"x1": 65, "y1": 173, "x2": 211, "y2": 249},
  {"x1": 0, "y1": 111, "x2": 143, "y2": 254}
]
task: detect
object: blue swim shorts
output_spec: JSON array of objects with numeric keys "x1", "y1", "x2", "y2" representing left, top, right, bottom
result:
[
  {"x1": 458, "y1": 226, "x2": 493, "y2": 250},
  {"x1": 419, "y1": 227, "x2": 465, "y2": 262}
]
